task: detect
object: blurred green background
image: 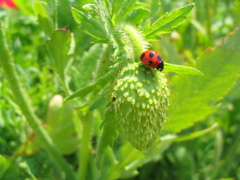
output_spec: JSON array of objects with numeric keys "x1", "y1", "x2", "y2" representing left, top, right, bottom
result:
[{"x1": 1, "y1": 0, "x2": 240, "y2": 179}]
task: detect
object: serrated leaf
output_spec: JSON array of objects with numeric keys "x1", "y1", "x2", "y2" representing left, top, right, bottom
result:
[
  {"x1": 115, "y1": 1, "x2": 146, "y2": 23},
  {"x1": 64, "y1": 61, "x2": 125, "y2": 101},
  {"x1": 116, "y1": 0, "x2": 137, "y2": 19},
  {"x1": 164, "y1": 62, "x2": 203, "y2": 75},
  {"x1": 72, "y1": 7, "x2": 108, "y2": 40},
  {"x1": 165, "y1": 27, "x2": 240, "y2": 132},
  {"x1": 46, "y1": 27, "x2": 72, "y2": 75},
  {"x1": 33, "y1": 0, "x2": 54, "y2": 36},
  {"x1": 109, "y1": 0, "x2": 136, "y2": 23},
  {"x1": 144, "y1": 3, "x2": 194, "y2": 40}
]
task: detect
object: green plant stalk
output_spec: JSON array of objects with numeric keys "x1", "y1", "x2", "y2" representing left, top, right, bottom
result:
[
  {"x1": 117, "y1": 23, "x2": 147, "y2": 63},
  {"x1": 105, "y1": 150, "x2": 136, "y2": 180},
  {"x1": 0, "y1": 22, "x2": 76, "y2": 180},
  {"x1": 78, "y1": 111, "x2": 93, "y2": 180},
  {"x1": 60, "y1": 74, "x2": 70, "y2": 96},
  {"x1": 123, "y1": 24, "x2": 145, "y2": 60}
]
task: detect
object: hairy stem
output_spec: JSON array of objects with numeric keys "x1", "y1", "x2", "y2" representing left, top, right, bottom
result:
[
  {"x1": 0, "y1": 22, "x2": 76, "y2": 180},
  {"x1": 121, "y1": 24, "x2": 148, "y2": 61}
]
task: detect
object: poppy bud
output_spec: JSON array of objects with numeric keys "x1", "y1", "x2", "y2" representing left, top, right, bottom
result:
[{"x1": 108, "y1": 63, "x2": 170, "y2": 150}]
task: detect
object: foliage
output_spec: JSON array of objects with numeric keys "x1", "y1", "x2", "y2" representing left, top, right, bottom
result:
[{"x1": 0, "y1": 0, "x2": 240, "y2": 180}]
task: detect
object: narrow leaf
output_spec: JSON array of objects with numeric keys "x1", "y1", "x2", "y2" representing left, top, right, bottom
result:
[
  {"x1": 161, "y1": 123, "x2": 218, "y2": 142},
  {"x1": 165, "y1": 27, "x2": 240, "y2": 132},
  {"x1": 144, "y1": 3, "x2": 194, "y2": 40},
  {"x1": 64, "y1": 84, "x2": 95, "y2": 101},
  {"x1": 164, "y1": 62, "x2": 203, "y2": 75}
]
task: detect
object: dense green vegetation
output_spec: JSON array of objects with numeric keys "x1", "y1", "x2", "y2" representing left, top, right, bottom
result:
[{"x1": 0, "y1": 0, "x2": 240, "y2": 179}]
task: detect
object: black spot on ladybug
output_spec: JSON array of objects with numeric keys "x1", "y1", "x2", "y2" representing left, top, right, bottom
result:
[
  {"x1": 157, "y1": 55, "x2": 162, "y2": 61},
  {"x1": 156, "y1": 61, "x2": 164, "y2": 71},
  {"x1": 148, "y1": 61, "x2": 153, "y2": 66},
  {"x1": 140, "y1": 53, "x2": 145, "y2": 59},
  {"x1": 149, "y1": 52, "x2": 154, "y2": 58}
]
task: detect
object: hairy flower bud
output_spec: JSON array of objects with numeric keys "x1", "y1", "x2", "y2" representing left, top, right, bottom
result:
[{"x1": 109, "y1": 63, "x2": 170, "y2": 150}]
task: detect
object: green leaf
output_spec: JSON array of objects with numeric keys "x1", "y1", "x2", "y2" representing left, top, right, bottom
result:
[
  {"x1": 141, "y1": 0, "x2": 161, "y2": 26},
  {"x1": 78, "y1": 44, "x2": 102, "y2": 88},
  {"x1": 64, "y1": 83, "x2": 95, "y2": 101},
  {"x1": 164, "y1": 62, "x2": 203, "y2": 75},
  {"x1": 64, "y1": 61, "x2": 125, "y2": 101},
  {"x1": 144, "y1": 3, "x2": 194, "y2": 40},
  {"x1": 227, "y1": 78, "x2": 240, "y2": 100},
  {"x1": 115, "y1": 0, "x2": 137, "y2": 20},
  {"x1": 126, "y1": 8, "x2": 150, "y2": 26},
  {"x1": 72, "y1": 7, "x2": 108, "y2": 40},
  {"x1": 112, "y1": 1, "x2": 146, "y2": 24},
  {"x1": 46, "y1": 27, "x2": 72, "y2": 76},
  {"x1": 165, "y1": 27, "x2": 240, "y2": 132},
  {"x1": 161, "y1": 123, "x2": 218, "y2": 142},
  {"x1": 89, "y1": 88, "x2": 109, "y2": 111},
  {"x1": 33, "y1": 0, "x2": 54, "y2": 36}
]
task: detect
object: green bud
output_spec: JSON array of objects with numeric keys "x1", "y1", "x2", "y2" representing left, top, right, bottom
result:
[{"x1": 109, "y1": 63, "x2": 170, "y2": 151}]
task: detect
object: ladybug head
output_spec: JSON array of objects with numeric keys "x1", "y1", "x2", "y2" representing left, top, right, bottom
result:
[{"x1": 156, "y1": 61, "x2": 164, "y2": 71}]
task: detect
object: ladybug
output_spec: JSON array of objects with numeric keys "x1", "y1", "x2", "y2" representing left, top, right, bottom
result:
[{"x1": 140, "y1": 50, "x2": 164, "y2": 71}]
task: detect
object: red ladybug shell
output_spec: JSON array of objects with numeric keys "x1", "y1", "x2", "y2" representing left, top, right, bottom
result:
[{"x1": 140, "y1": 50, "x2": 164, "y2": 71}]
